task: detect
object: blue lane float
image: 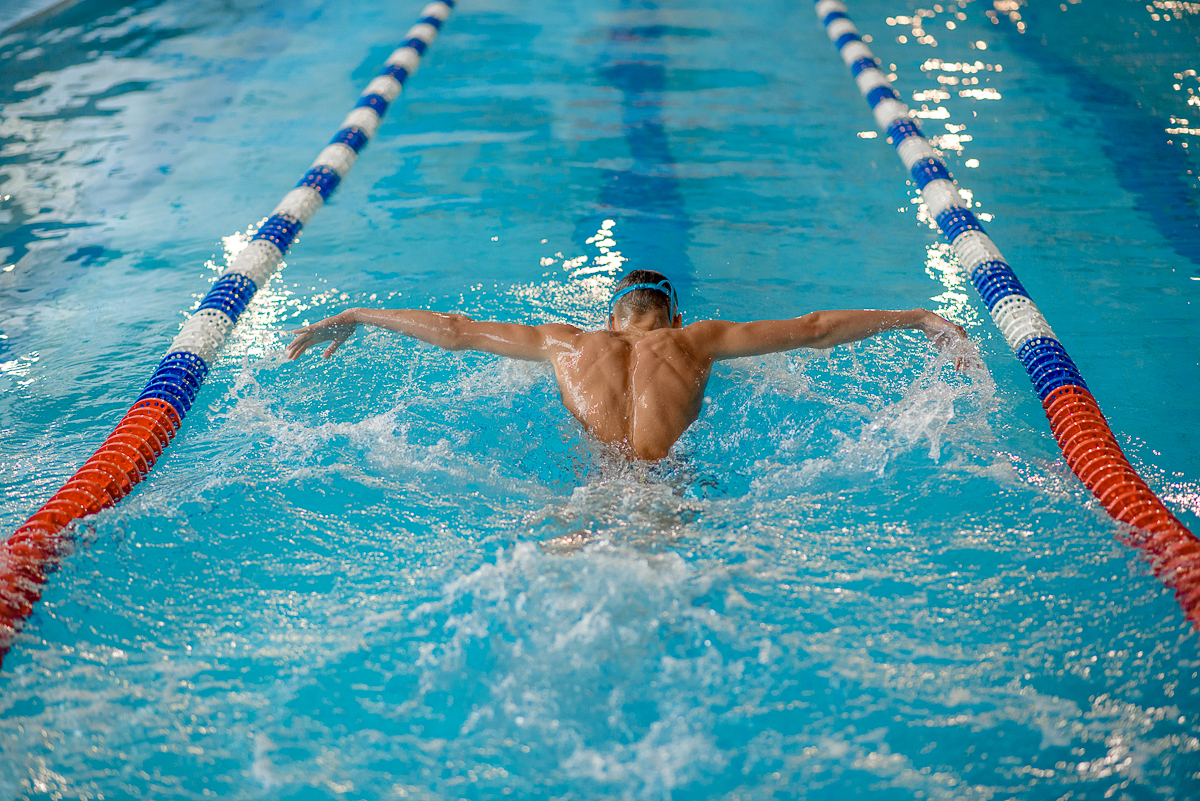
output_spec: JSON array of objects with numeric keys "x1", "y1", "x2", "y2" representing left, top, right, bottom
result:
[
  {"x1": 811, "y1": 0, "x2": 1200, "y2": 623},
  {"x1": 0, "y1": 1, "x2": 457, "y2": 658},
  {"x1": 164, "y1": 0, "x2": 454, "y2": 388},
  {"x1": 812, "y1": 0, "x2": 1074, "y2": 397}
]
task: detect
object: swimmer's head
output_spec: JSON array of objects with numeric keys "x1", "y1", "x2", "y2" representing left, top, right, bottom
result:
[{"x1": 608, "y1": 270, "x2": 681, "y2": 331}]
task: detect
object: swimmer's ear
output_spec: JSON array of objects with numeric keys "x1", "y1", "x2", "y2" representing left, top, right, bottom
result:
[{"x1": 672, "y1": 313, "x2": 683, "y2": 329}]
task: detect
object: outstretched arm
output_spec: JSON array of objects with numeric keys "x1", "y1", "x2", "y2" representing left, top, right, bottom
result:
[
  {"x1": 286, "y1": 308, "x2": 577, "y2": 361},
  {"x1": 692, "y1": 309, "x2": 968, "y2": 361}
]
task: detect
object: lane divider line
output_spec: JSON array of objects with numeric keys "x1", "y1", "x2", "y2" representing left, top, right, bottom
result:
[
  {"x1": 0, "y1": 1, "x2": 457, "y2": 658},
  {"x1": 812, "y1": 0, "x2": 1200, "y2": 622}
]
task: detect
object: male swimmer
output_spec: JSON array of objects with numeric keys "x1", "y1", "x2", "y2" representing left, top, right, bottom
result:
[{"x1": 286, "y1": 269, "x2": 969, "y2": 461}]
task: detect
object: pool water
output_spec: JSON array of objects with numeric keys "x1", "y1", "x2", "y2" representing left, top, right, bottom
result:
[{"x1": 3, "y1": 0, "x2": 1200, "y2": 798}]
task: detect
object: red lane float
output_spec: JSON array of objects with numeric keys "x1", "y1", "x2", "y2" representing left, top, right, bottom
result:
[
  {"x1": 814, "y1": 0, "x2": 1199, "y2": 625},
  {"x1": 0, "y1": 1, "x2": 457, "y2": 664},
  {"x1": 1042, "y1": 386, "x2": 1200, "y2": 619},
  {"x1": 0, "y1": 399, "x2": 179, "y2": 648}
]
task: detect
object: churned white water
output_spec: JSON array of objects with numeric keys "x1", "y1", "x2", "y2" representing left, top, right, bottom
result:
[{"x1": 3, "y1": 0, "x2": 1199, "y2": 798}]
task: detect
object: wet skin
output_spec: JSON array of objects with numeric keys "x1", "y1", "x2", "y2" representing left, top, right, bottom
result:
[{"x1": 287, "y1": 305, "x2": 968, "y2": 461}]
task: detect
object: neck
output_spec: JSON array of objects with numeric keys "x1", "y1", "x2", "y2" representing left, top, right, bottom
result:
[{"x1": 613, "y1": 310, "x2": 673, "y2": 333}]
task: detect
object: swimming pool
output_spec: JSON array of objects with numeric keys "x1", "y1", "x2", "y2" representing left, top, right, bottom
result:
[{"x1": 2, "y1": 0, "x2": 1200, "y2": 796}]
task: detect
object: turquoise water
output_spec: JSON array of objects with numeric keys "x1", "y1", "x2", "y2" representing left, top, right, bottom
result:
[{"x1": 2, "y1": 0, "x2": 1200, "y2": 797}]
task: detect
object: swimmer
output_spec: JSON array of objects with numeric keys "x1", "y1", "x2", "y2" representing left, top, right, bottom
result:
[{"x1": 286, "y1": 269, "x2": 970, "y2": 461}]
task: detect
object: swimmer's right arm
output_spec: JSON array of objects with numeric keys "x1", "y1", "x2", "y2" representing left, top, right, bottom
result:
[
  {"x1": 286, "y1": 308, "x2": 578, "y2": 361},
  {"x1": 692, "y1": 309, "x2": 968, "y2": 360}
]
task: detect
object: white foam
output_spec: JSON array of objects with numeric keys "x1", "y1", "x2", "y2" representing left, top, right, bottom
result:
[
  {"x1": 251, "y1": 734, "x2": 280, "y2": 790},
  {"x1": 739, "y1": 340, "x2": 995, "y2": 491}
]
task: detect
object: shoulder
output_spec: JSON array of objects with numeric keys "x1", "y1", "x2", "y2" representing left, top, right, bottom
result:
[
  {"x1": 678, "y1": 318, "x2": 739, "y2": 343},
  {"x1": 670, "y1": 319, "x2": 749, "y2": 360},
  {"x1": 535, "y1": 322, "x2": 584, "y2": 338},
  {"x1": 645, "y1": 320, "x2": 731, "y2": 359},
  {"x1": 535, "y1": 322, "x2": 596, "y2": 351},
  {"x1": 682, "y1": 319, "x2": 736, "y2": 334}
]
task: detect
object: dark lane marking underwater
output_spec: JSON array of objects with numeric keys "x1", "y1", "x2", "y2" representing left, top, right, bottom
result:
[
  {"x1": 572, "y1": 15, "x2": 697, "y2": 291},
  {"x1": 1000, "y1": 7, "x2": 1200, "y2": 275},
  {"x1": 0, "y1": 0, "x2": 333, "y2": 362},
  {"x1": 0, "y1": 0, "x2": 179, "y2": 296}
]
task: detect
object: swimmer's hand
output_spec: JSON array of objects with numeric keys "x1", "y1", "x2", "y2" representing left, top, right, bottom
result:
[
  {"x1": 287, "y1": 310, "x2": 359, "y2": 360},
  {"x1": 916, "y1": 310, "x2": 973, "y2": 371}
]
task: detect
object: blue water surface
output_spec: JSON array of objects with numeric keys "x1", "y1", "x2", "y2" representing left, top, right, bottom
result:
[{"x1": 2, "y1": 0, "x2": 1200, "y2": 798}]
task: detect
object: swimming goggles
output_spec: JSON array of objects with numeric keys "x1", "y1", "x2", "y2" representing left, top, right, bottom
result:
[{"x1": 607, "y1": 280, "x2": 679, "y2": 322}]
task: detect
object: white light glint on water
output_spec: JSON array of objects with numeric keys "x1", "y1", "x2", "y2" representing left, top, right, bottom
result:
[{"x1": 4, "y1": 0, "x2": 1199, "y2": 798}]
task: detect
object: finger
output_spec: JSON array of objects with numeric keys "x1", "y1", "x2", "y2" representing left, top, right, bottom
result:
[
  {"x1": 331, "y1": 331, "x2": 353, "y2": 357},
  {"x1": 322, "y1": 332, "x2": 347, "y2": 359},
  {"x1": 290, "y1": 331, "x2": 320, "y2": 358}
]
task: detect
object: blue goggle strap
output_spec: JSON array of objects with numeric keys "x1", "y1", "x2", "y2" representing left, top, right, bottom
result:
[{"x1": 607, "y1": 280, "x2": 679, "y2": 321}]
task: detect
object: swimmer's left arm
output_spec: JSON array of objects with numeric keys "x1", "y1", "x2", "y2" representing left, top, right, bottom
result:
[
  {"x1": 691, "y1": 309, "x2": 968, "y2": 360},
  {"x1": 287, "y1": 308, "x2": 578, "y2": 361}
]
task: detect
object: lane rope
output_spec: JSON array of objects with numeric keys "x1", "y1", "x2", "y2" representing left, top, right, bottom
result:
[
  {"x1": 0, "y1": 1, "x2": 457, "y2": 658},
  {"x1": 812, "y1": 0, "x2": 1200, "y2": 622}
]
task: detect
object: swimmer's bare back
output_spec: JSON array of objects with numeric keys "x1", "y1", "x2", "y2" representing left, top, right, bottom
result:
[{"x1": 286, "y1": 305, "x2": 968, "y2": 461}]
